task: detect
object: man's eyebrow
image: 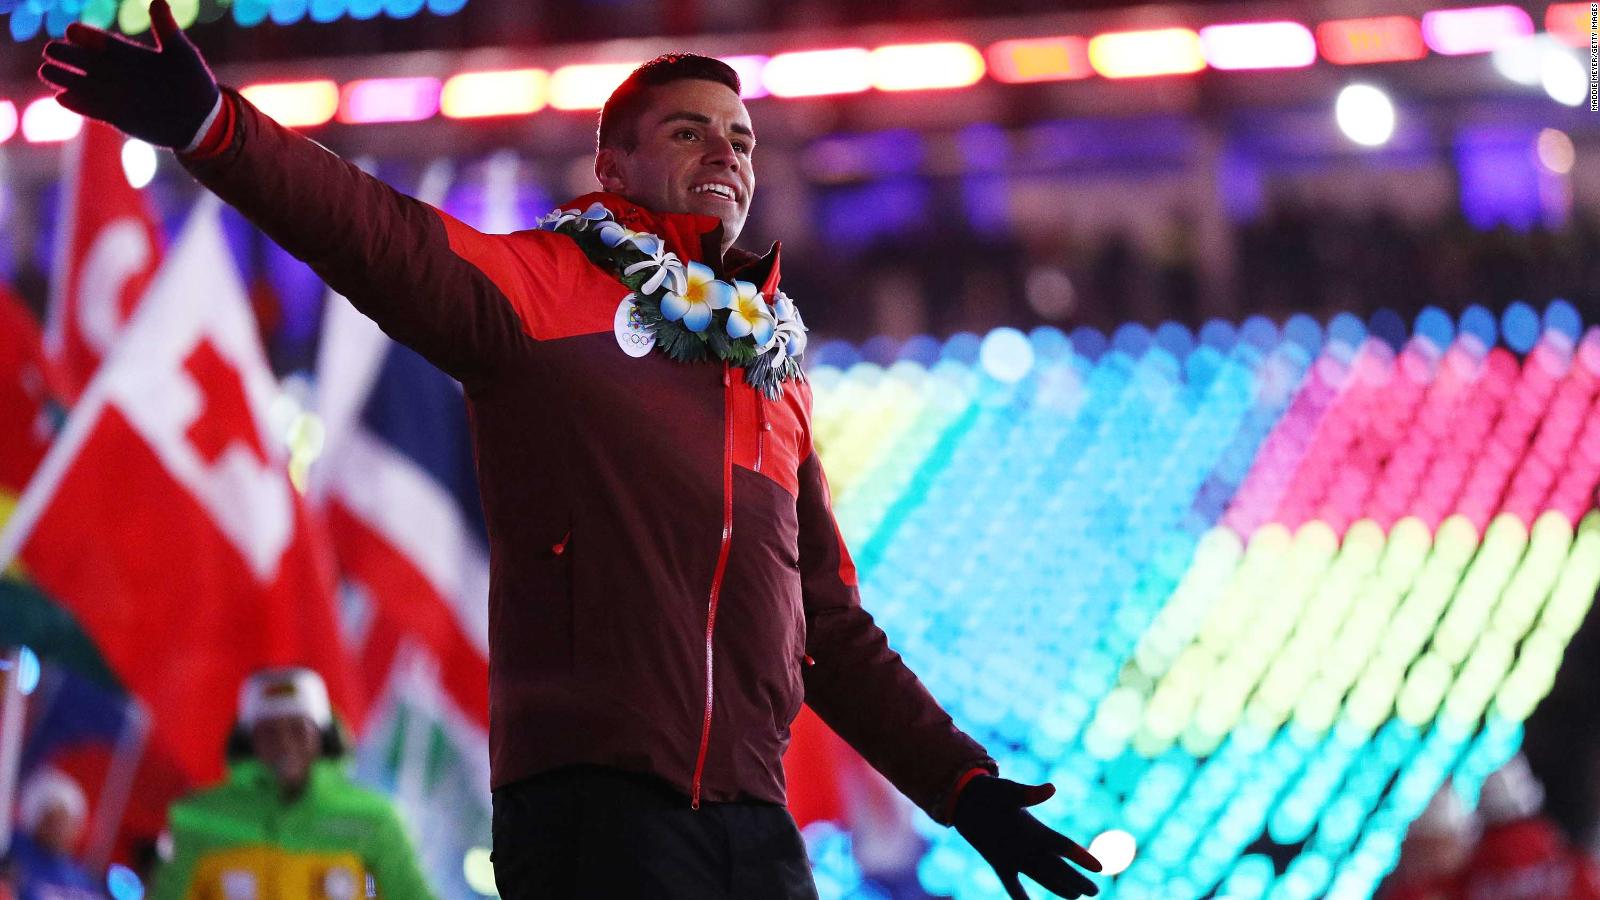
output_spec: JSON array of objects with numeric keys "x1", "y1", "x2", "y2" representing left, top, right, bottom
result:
[{"x1": 660, "y1": 111, "x2": 757, "y2": 143}]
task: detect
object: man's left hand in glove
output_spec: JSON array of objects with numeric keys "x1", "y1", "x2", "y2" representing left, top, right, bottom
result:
[{"x1": 953, "y1": 774, "x2": 1103, "y2": 899}]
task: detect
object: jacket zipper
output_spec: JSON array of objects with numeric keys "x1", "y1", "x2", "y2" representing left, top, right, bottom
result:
[
  {"x1": 755, "y1": 391, "x2": 770, "y2": 473},
  {"x1": 691, "y1": 361, "x2": 737, "y2": 809}
]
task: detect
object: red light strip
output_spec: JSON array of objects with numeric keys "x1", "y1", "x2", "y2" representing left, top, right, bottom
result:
[
  {"x1": 1316, "y1": 16, "x2": 1428, "y2": 64},
  {"x1": 986, "y1": 36, "x2": 1092, "y2": 83},
  {"x1": 1545, "y1": 2, "x2": 1593, "y2": 47}
]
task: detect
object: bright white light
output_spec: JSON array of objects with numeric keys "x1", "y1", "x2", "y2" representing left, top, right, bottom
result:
[
  {"x1": 462, "y1": 847, "x2": 496, "y2": 897},
  {"x1": 1491, "y1": 35, "x2": 1544, "y2": 85},
  {"x1": 20, "y1": 98, "x2": 83, "y2": 144},
  {"x1": 121, "y1": 139, "x2": 158, "y2": 189},
  {"x1": 979, "y1": 327, "x2": 1035, "y2": 383},
  {"x1": 1089, "y1": 829, "x2": 1137, "y2": 876},
  {"x1": 1541, "y1": 47, "x2": 1589, "y2": 106},
  {"x1": 1335, "y1": 84, "x2": 1397, "y2": 146}
]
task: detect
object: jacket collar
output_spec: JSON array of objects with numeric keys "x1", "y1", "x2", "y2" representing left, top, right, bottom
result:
[
  {"x1": 560, "y1": 191, "x2": 782, "y2": 292},
  {"x1": 229, "y1": 757, "x2": 345, "y2": 804}
]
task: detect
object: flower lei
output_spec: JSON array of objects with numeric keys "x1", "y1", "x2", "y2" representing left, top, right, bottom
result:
[{"x1": 537, "y1": 202, "x2": 808, "y2": 400}]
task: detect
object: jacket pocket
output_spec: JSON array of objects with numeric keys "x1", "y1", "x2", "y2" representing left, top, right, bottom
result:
[{"x1": 517, "y1": 527, "x2": 575, "y2": 679}]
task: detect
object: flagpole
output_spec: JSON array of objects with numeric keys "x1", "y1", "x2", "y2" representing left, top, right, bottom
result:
[
  {"x1": 84, "y1": 700, "x2": 150, "y2": 874},
  {"x1": 0, "y1": 648, "x2": 30, "y2": 855}
]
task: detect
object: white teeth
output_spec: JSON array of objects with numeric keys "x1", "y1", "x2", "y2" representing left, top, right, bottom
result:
[{"x1": 693, "y1": 184, "x2": 734, "y2": 200}]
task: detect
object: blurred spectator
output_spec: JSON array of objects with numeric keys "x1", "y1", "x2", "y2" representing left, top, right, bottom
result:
[
  {"x1": 1453, "y1": 754, "x2": 1600, "y2": 900},
  {"x1": 147, "y1": 667, "x2": 435, "y2": 900},
  {"x1": 5, "y1": 768, "x2": 103, "y2": 900},
  {"x1": 1378, "y1": 782, "x2": 1478, "y2": 900}
]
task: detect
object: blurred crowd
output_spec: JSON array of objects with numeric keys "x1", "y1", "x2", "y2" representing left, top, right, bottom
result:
[
  {"x1": 1378, "y1": 756, "x2": 1600, "y2": 900},
  {"x1": 787, "y1": 204, "x2": 1600, "y2": 346}
]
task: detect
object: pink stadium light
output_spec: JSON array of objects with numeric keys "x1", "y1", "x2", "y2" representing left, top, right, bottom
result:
[
  {"x1": 870, "y1": 42, "x2": 987, "y2": 91},
  {"x1": 550, "y1": 63, "x2": 643, "y2": 111},
  {"x1": 441, "y1": 70, "x2": 547, "y2": 119},
  {"x1": 763, "y1": 48, "x2": 872, "y2": 97},
  {"x1": 21, "y1": 97, "x2": 82, "y2": 143},
  {"x1": 718, "y1": 55, "x2": 770, "y2": 99},
  {"x1": 986, "y1": 36, "x2": 1093, "y2": 83},
  {"x1": 1087, "y1": 28, "x2": 1206, "y2": 78},
  {"x1": 1420, "y1": 5, "x2": 1534, "y2": 55},
  {"x1": 239, "y1": 80, "x2": 339, "y2": 128},
  {"x1": 1199, "y1": 21, "x2": 1317, "y2": 70},
  {"x1": 1316, "y1": 16, "x2": 1428, "y2": 64},
  {"x1": 339, "y1": 77, "x2": 442, "y2": 125},
  {"x1": 0, "y1": 100, "x2": 15, "y2": 145}
]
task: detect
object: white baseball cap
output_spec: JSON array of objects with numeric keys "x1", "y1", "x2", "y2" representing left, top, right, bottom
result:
[{"x1": 238, "y1": 667, "x2": 332, "y2": 728}]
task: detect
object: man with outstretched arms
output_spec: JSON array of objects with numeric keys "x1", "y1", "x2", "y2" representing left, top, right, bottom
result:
[{"x1": 39, "y1": 9, "x2": 1104, "y2": 897}]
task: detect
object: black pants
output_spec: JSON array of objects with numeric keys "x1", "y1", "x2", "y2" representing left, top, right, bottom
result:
[{"x1": 492, "y1": 764, "x2": 821, "y2": 899}]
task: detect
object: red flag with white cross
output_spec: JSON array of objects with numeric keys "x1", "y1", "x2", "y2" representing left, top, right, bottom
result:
[{"x1": 0, "y1": 198, "x2": 356, "y2": 841}]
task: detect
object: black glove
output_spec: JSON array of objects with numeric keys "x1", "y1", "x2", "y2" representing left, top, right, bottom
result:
[
  {"x1": 38, "y1": 0, "x2": 220, "y2": 150},
  {"x1": 953, "y1": 775, "x2": 1103, "y2": 899}
]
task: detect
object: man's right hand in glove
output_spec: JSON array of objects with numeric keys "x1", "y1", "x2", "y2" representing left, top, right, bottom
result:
[{"x1": 37, "y1": 0, "x2": 221, "y2": 151}]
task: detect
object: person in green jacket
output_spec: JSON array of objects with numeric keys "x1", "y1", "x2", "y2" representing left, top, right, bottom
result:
[{"x1": 148, "y1": 667, "x2": 435, "y2": 900}]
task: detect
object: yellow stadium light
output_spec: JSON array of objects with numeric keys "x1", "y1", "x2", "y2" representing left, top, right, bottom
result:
[
  {"x1": 441, "y1": 70, "x2": 548, "y2": 119},
  {"x1": 1087, "y1": 28, "x2": 1206, "y2": 78},
  {"x1": 240, "y1": 80, "x2": 340, "y2": 128},
  {"x1": 550, "y1": 63, "x2": 641, "y2": 111},
  {"x1": 870, "y1": 42, "x2": 986, "y2": 91}
]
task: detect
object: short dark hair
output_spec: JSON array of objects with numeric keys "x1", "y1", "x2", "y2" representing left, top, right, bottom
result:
[{"x1": 598, "y1": 54, "x2": 742, "y2": 153}]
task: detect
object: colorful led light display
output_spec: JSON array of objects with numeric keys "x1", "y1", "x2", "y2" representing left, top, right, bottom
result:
[
  {"x1": 4, "y1": 0, "x2": 466, "y2": 38},
  {"x1": 0, "y1": 100, "x2": 16, "y2": 146},
  {"x1": 801, "y1": 301, "x2": 1600, "y2": 898}
]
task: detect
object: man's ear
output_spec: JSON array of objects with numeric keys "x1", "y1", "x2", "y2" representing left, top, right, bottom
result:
[{"x1": 595, "y1": 147, "x2": 627, "y2": 193}]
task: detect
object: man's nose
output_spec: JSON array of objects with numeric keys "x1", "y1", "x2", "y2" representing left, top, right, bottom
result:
[{"x1": 702, "y1": 134, "x2": 739, "y2": 169}]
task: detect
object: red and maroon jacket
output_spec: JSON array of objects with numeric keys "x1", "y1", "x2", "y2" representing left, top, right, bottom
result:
[{"x1": 179, "y1": 90, "x2": 997, "y2": 822}]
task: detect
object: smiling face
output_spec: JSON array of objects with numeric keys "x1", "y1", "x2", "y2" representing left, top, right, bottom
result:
[{"x1": 595, "y1": 78, "x2": 756, "y2": 254}]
